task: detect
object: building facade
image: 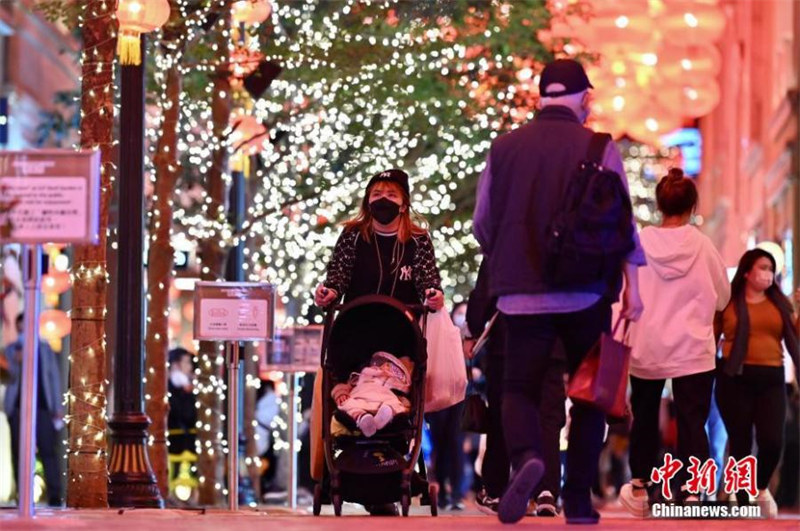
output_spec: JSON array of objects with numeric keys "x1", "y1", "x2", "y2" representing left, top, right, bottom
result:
[{"x1": 700, "y1": 0, "x2": 800, "y2": 291}]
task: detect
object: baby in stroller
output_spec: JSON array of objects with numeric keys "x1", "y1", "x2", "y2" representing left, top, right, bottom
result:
[{"x1": 332, "y1": 351, "x2": 414, "y2": 437}]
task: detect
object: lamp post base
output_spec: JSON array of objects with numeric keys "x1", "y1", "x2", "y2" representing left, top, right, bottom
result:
[{"x1": 108, "y1": 414, "x2": 164, "y2": 508}]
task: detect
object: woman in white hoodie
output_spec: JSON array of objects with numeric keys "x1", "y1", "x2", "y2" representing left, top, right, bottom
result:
[{"x1": 619, "y1": 169, "x2": 730, "y2": 515}]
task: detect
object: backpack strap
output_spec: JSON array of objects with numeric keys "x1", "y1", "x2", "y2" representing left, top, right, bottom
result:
[{"x1": 586, "y1": 132, "x2": 612, "y2": 165}]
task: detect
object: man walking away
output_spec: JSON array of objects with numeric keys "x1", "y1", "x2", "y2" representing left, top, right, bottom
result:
[{"x1": 473, "y1": 59, "x2": 646, "y2": 524}]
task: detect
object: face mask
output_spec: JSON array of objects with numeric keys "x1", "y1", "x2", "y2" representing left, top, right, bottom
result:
[
  {"x1": 369, "y1": 197, "x2": 401, "y2": 225},
  {"x1": 755, "y1": 270, "x2": 774, "y2": 289},
  {"x1": 453, "y1": 314, "x2": 466, "y2": 328}
]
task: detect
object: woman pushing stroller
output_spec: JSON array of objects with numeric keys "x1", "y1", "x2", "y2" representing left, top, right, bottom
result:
[
  {"x1": 314, "y1": 168, "x2": 444, "y2": 310},
  {"x1": 311, "y1": 169, "x2": 445, "y2": 515}
]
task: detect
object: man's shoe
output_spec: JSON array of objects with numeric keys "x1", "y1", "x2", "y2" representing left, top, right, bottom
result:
[
  {"x1": 497, "y1": 458, "x2": 545, "y2": 524},
  {"x1": 475, "y1": 489, "x2": 499, "y2": 515},
  {"x1": 366, "y1": 503, "x2": 399, "y2": 516},
  {"x1": 535, "y1": 490, "x2": 558, "y2": 517},
  {"x1": 619, "y1": 482, "x2": 650, "y2": 517}
]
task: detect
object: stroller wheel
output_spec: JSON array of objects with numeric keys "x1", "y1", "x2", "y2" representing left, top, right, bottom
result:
[
  {"x1": 333, "y1": 494, "x2": 343, "y2": 517},
  {"x1": 313, "y1": 483, "x2": 322, "y2": 516},
  {"x1": 401, "y1": 493, "x2": 411, "y2": 517},
  {"x1": 428, "y1": 483, "x2": 439, "y2": 517}
]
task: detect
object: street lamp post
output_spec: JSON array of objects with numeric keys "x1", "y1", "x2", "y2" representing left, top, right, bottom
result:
[{"x1": 107, "y1": 34, "x2": 164, "y2": 508}]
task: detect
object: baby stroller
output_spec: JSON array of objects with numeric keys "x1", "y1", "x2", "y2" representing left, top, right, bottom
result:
[{"x1": 312, "y1": 294, "x2": 438, "y2": 517}]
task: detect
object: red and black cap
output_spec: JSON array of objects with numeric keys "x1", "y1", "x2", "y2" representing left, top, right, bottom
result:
[{"x1": 539, "y1": 59, "x2": 594, "y2": 97}]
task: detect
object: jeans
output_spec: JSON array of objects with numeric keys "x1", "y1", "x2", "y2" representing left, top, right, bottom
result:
[{"x1": 502, "y1": 299, "x2": 611, "y2": 514}]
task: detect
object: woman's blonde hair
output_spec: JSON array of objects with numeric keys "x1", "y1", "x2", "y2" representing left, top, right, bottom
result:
[{"x1": 343, "y1": 181, "x2": 428, "y2": 243}]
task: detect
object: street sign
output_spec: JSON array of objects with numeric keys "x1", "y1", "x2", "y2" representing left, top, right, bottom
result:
[
  {"x1": 192, "y1": 281, "x2": 274, "y2": 512},
  {"x1": 0, "y1": 150, "x2": 101, "y2": 244},
  {"x1": 193, "y1": 281, "x2": 275, "y2": 342}
]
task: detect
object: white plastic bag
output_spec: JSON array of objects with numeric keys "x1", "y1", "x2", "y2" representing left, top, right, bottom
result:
[{"x1": 423, "y1": 309, "x2": 468, "y2": 413}]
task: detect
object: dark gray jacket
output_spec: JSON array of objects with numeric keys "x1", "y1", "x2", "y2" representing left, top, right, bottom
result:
[{"x1": 474, "y1": 105, "x2": 641, "y2": 298}]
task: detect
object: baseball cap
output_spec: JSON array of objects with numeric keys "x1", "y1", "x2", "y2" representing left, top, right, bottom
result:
[
  {"x1": 365, "y1": 169, "x2": 410, "y2": 198},
  {"x1": 539, "y1": 59, "x2": 594, "y2": 97}
]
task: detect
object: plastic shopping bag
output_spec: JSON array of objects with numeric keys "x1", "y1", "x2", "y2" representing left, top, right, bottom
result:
[{"x1": 424, "y1": 309, "x2": 468, "y2": 413}]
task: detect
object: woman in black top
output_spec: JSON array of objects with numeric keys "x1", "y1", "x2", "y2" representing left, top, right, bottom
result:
[
  {"x1": 311, "y1": 169, "x2": 444, "y2": 516},
  {"x1": 314, "y1": 169, "x2": 444, "y2": 309}
]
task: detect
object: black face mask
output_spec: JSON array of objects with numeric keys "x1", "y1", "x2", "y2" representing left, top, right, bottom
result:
[{"x1": 369, "y1": 197, "x2": 401, "y2": 225}]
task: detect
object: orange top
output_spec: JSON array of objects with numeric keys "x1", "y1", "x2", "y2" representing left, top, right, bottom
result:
[{"x1": 720, "y1": 299, "x2": 784, "y2": 367}]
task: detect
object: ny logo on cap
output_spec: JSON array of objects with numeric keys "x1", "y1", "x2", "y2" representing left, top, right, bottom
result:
[{"x1": 380, "y1": 171, "x2": 391, "y2": 177}]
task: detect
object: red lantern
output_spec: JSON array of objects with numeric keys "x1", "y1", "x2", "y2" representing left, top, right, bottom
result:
[
  {"x1": 655, "y1": 75, "x2": 721, "y2": 117},
  {"x1": 230, "y1": 113, "x2": 268, "y2": 155},
  {"x1": 39, "y1": 310, "x2": 71, "y2": 341},
  {"x1": 116, "y1": 0, "x2": 171, "y2": 65},
  {"x1": 626, "y1": 104, "x2": 683, "y2": 146},
  {"x1": 656, "y1": 43, "x2": 722, "y2": 80},
  {"x1": 232, "y1": 0, "x2": 272, "y2": 25},
  {"x1": 42, "y1": 272, "x2": 71, "y2": 295},
  {"x1": 229, "y1": 46, "x2": 263, "y2": 82},
  {"x1": 661, "y1": 1, "x2": 726, "y2": 44},
  {"x1": 581, "y1": 14, "x2": 655, "y2": 50}
]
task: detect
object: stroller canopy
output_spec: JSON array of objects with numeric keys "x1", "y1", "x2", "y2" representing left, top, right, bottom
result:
[{"x1": 326, "y1": 295, "x2": 425, "y2": 381}]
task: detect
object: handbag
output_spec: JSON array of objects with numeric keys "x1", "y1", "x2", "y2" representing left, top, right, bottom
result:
[
  {"x1": 460, "y1": 361, "x2": 489, "y2": 433},
  {"x1": 423, "y1": 309, "x2": 468, "y2": 413},
  {"x1": 567, "y1": 318, "x2": 631, "y2": 419}
]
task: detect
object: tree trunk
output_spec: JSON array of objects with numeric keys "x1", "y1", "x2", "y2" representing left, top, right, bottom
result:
[
  {"x1": 196, "y1": 22, "x2": 232, "y2": 506},
  {"x1": 145, "y1": 46, "x2": 184, "y2": 499},
  {"x1": 66, "y1": 0, "x2": 115, "y2": 508}
]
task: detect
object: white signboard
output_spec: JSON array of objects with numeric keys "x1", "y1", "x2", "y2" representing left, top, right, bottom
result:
[
  {"x1": 0, "y1": 150, "x2": 101, "y2": 244},
  {"x1": 193, "y1": 282, "x2": 275, "y2": 342}
]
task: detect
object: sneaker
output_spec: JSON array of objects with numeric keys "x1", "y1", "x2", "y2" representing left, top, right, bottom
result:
[
  {"x1": 448, "y1": 501, "x2": 465, "y2": 511},
  {"x1": 475, "y1": 489, "x2": 499, "y2": 515},
  {"x1": 619, "y1": 482, "x2": 651, "y2": 518},
  {"x1": 757, "y1": 489, "x2": 778, "y2": 518},
  {"x1": 497, "y1": 458, "x2": 545, "y2": 524},
  {"x1": 535, "y1": 490, "x2": 558, "y2": 517}
]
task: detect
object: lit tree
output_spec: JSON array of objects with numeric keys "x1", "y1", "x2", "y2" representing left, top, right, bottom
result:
[{"x1": 168, "y1": 1, "x2": 556, "y2": 326}]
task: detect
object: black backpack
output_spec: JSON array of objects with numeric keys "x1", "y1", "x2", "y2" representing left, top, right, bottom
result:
[{"x1": 544, "y1": 133, "x2": 635, "y2": 287}]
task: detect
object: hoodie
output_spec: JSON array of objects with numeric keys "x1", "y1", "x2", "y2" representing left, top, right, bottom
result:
[{"x1": 630, "y1": 225, "x2": 731, "y2": 379}]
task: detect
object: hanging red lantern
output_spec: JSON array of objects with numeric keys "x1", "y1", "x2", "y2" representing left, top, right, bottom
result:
[
  {"x1": 116, "y1": 0, "x2": 171, "y2": 65},
  {"x1": 42, "y1": 272, "x2": 71, "y2": 295},
  {"x1": 232, "y1": 0, "x2": 272, "y2": 25},
  {"x1": 655, "y1": 75, "x2": 721, "y2": 117},
  {"x1": 656, "y1": 43, "x2": 722, "y2": 81},
  {"x1": 39, "y1": 310, "x2": 71, "y2": 341},
  {"x1": 660, "y1": 1, "x2": 726, "y2": 44},
  {"x1": 230, "y1": 113, "x2": 268, "y2": 155},
  {"x1": 229, "y1": 46, "x2": 263, "y2": 81},
  {"x1": 581, "y1": 14, "x2": 655, "y2": 50},
  {"x1": 626, "y1": 104, "x2": 683, "y2": 146}
]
